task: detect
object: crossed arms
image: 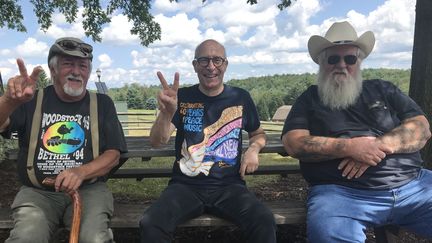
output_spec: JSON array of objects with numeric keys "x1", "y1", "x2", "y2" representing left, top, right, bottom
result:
[{"x1": 282, "y1": 115, "x2": 431, "y2": 179}]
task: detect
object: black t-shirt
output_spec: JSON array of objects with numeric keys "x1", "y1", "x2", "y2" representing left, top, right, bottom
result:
[
  {"x1": 282, "y1": 79, "x2": 425, "y2": 189},
  {"x1": 170, "y1": 84, "x2": 260, "y2": 187},
  {"x1": 3, "y1": 86, "x2": 127, "y2": 188}
]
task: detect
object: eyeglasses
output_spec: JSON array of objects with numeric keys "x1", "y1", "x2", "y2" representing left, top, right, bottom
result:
[
  {"x1": 327, "y1": 55, "x2": 358, "y2": 65},
  {"x1": 57, "y1": 40, "x2": 93, "y2": 55},
  {"x1": 194, "y1": 56, "x2": 226, "y2": 67}
]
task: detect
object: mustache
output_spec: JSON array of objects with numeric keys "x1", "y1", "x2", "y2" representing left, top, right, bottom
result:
[
  {"x1": 66, "y1": 74, "x2": 83, "y2": 82},
  {"x1": 331, "y1": 69, "x2": 348, "y2": 75}
]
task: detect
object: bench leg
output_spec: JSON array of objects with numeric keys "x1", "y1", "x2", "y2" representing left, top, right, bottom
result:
[{"x1": 374, "y1": 225, "x2": 399, "y2": 243}]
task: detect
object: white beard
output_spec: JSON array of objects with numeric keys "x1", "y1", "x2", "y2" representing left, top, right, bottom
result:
[
  {"x1": 317, "y1": 67, "x2": 363, "y2": 110},
  {"x1": 63, "y1": 75, "x2": 84, "y2": 97}
]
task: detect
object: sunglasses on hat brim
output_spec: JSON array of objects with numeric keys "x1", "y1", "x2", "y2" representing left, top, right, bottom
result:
[{"x1": 57, "y1": 40, "x2": 93, "y2": 55}]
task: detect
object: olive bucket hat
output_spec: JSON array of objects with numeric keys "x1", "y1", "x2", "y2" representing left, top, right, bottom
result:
[
  {"x1": 307, "y1": 21, "x2": 375, "y2": 64},
  {"x1": 48, "y1": 37, "x2": 93, "y2": 63}
]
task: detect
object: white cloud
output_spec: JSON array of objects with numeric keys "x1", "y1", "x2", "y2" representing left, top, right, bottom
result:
[
  {"x1": 100, "y1": 15, "x2": 140, "y2": 45},
  {"x1": 224, "y1": 26, "x2": 248, "y2": 44},
  {"x1": 366, "y1": 0, "x2": 415, "y2": 54},
  {"x1": 152, "y1": 13, "x2": 202, "y2": 48},
  {"x1": 269, "y1": 36, "x2": 302, "y2": 51},
  {"x1": 41, "y1": 9, "x2": 87, "y2": 40},
  {"x1": 0, "y1": 49, "x2": 11, "y2": 56},
  {"x1": 198, "y1": 0, "x2": 279, "y2": 29},
  {"x1": 203, "y1": 29, "x2": 226, "y2": 44},
  {"x1": 284, "y1": 0, "x2": 321, "y2": 31},
  {"x1": 16, "y1": 38, "x2": 49, "y2": 57},
  {"x1": 0, "y1": 67, "x2": 14, "y2": 79},
  {"x1": 244, "y1": 23, "x2": 278, "y2": 48},
  {"x1": 153, "y1": 0, "x2": 203, "y2": 13},
  {"x1": 98, "y1": 54, "x2": 113, "y2": 69},
  {"x1": 1, "y1": 0, "x2": 418, "y2": 88}
]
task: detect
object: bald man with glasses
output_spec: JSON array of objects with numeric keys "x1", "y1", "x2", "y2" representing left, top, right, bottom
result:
[
  {"x1": 282, "y1": 21, "x2": 432, "y2": 242},
  {"x1": 139, "y1": 39, "x2": 277, "y2": 243}
]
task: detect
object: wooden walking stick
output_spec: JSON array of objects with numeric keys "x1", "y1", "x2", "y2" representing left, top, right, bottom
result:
[{"x1": 42, "y1": 177, "x2": 82, "y2": 243}]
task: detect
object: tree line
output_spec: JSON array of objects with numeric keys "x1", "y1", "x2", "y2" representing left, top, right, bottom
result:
[{"x1": 104, "y1": 68, "x2": 411, "y2": 121}]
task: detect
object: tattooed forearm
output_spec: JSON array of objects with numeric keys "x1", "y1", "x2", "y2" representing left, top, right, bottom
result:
[
  {"x1": 294, "y1": 136, "x2": 347, "y2": 162},
  {"x1": 302, "y1": 136, "x2": 329, "y2": 151},
  {"x1": 381, "y1": 116, "x2": 431, "y2": 153}
]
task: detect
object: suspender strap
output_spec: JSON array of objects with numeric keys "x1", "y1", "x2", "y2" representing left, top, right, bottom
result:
[
  {"x1": 89, "y1": 92, "x2": 99, "y2": 159},
  {"x1": 27, "y1": 89, "x2": 43, "y2": 188}
]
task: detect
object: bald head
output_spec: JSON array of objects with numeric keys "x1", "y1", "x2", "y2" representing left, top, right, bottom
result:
[{"x1": 194, "y1": 39, "x2": 226, "y2": 58}]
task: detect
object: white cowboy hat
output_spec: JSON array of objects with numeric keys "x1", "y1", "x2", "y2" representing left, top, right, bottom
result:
[{"x1": 308, "y1": 21, "x2": 375, "y2": 64}]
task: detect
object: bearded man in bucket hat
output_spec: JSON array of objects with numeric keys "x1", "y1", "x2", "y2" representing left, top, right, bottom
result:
[
  {"x1": 281, "y1": 21, "x2": 432, "y2": 242},
  {"x1": 0, "y1": 37, "x2": 127, "y2": 242}
]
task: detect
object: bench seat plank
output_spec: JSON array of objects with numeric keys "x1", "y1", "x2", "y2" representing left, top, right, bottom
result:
[
  {"x1": 111, "y1": 200, "x2": 306, "y2": 228},
  {"x1": 0, "y1": 200, "x2": 306, "y2": 229}
]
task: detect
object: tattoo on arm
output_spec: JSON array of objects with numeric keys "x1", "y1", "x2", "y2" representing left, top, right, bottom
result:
[
  {"x1": 295, "y1": 136, "x2": 346, "y2": 162},
  {"x1": 385, "y1": 119, "x2": 430, "y2": 153}
]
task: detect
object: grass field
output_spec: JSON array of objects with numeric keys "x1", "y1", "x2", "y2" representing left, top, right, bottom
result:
[{"x1": 108, "y1": 110, "x2": 293, "y2": 201}]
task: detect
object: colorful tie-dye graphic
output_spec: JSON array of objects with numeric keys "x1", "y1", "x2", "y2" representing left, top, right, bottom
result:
[
  {"x1": 42, "y1": 122, "x2": 84, "y2": 153},
  {"x1": 179, "y1": 106, "x2": 243, "y2": 176}
]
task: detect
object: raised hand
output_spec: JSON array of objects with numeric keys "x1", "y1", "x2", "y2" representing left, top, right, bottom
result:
[
  {"x1": 6, "y1": 58, "x2": 43, "y2": 104},
  {"x1": 156, "y1": 71, "x2": 179, "y2": 115}
]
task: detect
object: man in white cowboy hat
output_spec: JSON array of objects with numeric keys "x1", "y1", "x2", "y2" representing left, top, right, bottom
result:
[
  {"x1": 282, "y1": 21, "x2": 432, "y2": 242},
  {"x1": 0, "y1": 37, "x2": 127, "y2": 242}
]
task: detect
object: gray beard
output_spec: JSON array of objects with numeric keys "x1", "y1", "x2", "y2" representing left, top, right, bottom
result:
[
  {"x1": 63, "y1": 74, "x2": 84, "y2": 97},
  {"x1": 317, "y1": 67, "x2": 363, "y2": 110},
  {"x1": 63, "y1": 83, "x2": 84, "y2": 97}
]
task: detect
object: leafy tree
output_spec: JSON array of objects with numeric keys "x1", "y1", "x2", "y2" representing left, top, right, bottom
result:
[
  {"x1": 37, "y1": 70, "x2": 50, "y2": 89},
  {"x1": 145, "y1": 97, "x2": 157, "y2": 110},
  {"x1": 255, "y1": 96, "x2": 270, "y2": 121},
  {"x1": 126, "y1": 83, "x2": 144, "y2": 109},
  {"x1": 267, "y1": 91, "x2": 284, "y2": 117},
  {"x1": 0, "y1": 0, "x2": 294, "y2": 46},
  {"x1": 110, "y1": 86, "x2": 128, "y2": 101}
]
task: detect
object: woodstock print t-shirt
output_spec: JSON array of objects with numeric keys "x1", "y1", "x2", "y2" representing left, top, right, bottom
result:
[
  {"x1": 6, "y1": 86, "x2": 127, "y2": 188},
  {"x1": 170, "y1": 84, "x2": 260, "y2": 188},
  {"x1": 35, "y1": 101, "x2": 91, "y2": 178}
]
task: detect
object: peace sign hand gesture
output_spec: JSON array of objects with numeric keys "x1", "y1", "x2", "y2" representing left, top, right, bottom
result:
[
  {"x1": 6, "y1": 58, "x2": 43, "y2": 105},
  {"x1": 156, "y1": 71, "x2": 179, "y2": 116}
]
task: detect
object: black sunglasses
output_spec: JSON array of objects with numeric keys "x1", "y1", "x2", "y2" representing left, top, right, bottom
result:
[
  {"x1": 194, "y1": 56, "x2": 226, "y2": 67},
  {"x1": 57, "y1": 40, "x2": 93, "y2": 55},
  {"x1": 327, "y1": 55, "x2": 358, "y2": 65}
]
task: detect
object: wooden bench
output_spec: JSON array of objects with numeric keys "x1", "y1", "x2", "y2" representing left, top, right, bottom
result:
[
  {"x1": 0, "y1": 134, "x2": 400, "y2": 242},
  {"x1": 0, "y1": 196, "x2": 399, "y2": 243},
  {"x1": 0, "y1": 201, "x2": 306, "y2": 229},
  {"x1": 111, "y1": 200, "x2": 306, "y2": 228}
]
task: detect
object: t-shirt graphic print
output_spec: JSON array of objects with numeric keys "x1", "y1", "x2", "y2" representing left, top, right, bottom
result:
[
  {"x1": 179, "y1": 105, "x2": 242, "y2": 177},
  {"x1": 36, "y1": 112, "x2": 90, "y2": 177}
]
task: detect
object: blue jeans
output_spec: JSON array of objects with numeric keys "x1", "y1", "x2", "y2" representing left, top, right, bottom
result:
[
  {"x1": 139, "y1": 183, "x2": 276, "y2": 243},
  {"x1": 307, "y1": 169, "x2": 432, "y2": 243}
]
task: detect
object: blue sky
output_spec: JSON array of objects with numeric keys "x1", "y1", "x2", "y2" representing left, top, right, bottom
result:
[{"x1": 0, "y1": 0, "x2": 415, "y2": 90}]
